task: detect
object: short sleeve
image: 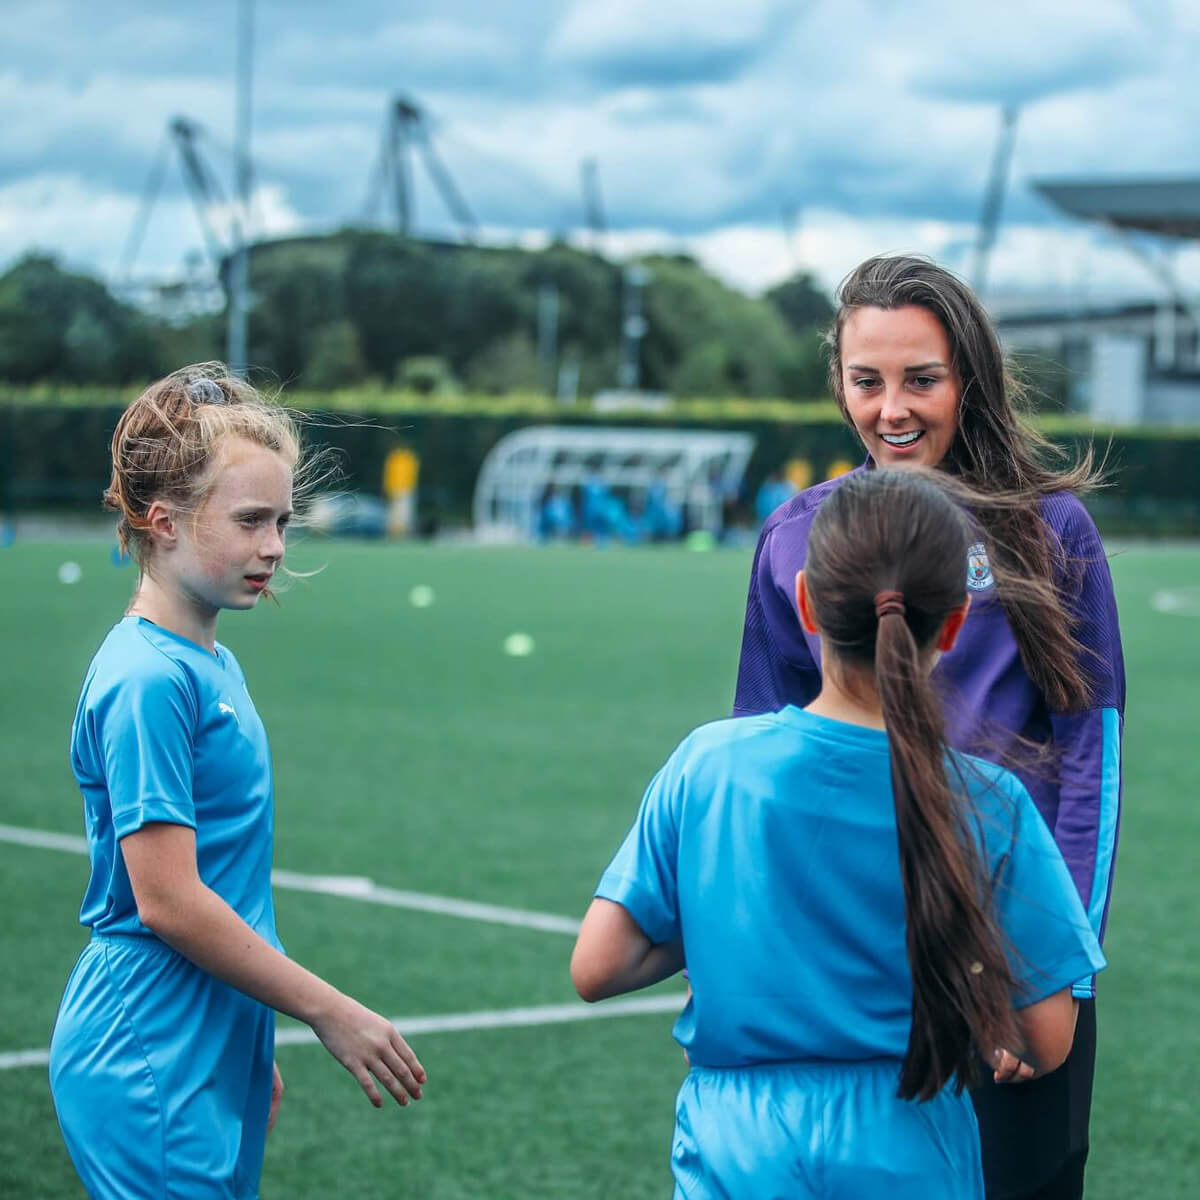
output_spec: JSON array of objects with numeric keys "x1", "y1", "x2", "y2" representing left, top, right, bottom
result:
[
  {"x1": 992, "y1": 781, "x2": 1107, "y2": 1007},
  {"x1": 96, "y1": 667, "x2": 198, "y2": 838},
  {"x1": 594, "y1": 759, "x2": 683, "y2": 944}
]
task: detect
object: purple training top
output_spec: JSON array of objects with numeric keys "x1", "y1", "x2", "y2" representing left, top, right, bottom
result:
[{"x1": 733, "y1": 469, "x2": 1125, "y2": 998}]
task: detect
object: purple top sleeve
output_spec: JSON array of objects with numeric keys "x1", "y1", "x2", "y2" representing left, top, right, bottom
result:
[{"x1": 1044, "y1": 495, "x2": 1126, "y2": 996}]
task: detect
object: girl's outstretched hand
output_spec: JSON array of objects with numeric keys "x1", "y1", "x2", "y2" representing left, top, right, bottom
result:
[{"x1": 312, "y1": 996, "x2": 427, "y2": 1108}]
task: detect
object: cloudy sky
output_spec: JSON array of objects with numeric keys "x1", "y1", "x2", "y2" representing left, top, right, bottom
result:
[{"x1": 5, "y1": 0, "x2": 1200, "y2": 302}]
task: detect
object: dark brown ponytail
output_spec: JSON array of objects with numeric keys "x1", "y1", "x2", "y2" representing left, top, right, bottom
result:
[{"x1": 807, "y1": 469, "x2": 1020, "y2": 1100}]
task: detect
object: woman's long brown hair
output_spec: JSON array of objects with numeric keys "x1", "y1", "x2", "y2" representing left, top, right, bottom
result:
[
  {"x1": 806, "y1": 469, "x2": 1021, "y2": 1100},
  {"x1": 827, "y1": 254, "x2": 1104, "y2": 713}
]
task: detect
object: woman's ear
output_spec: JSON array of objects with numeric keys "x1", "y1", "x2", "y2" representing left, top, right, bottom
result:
[
  {"x1": 936, "y1": 598, "x2": 971, "y2": 652},
  {"x1": 795, "y1": 569, "x2": 819, "y2": 634}
]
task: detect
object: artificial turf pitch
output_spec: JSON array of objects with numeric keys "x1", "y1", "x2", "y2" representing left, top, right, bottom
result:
[{"x1": 0, "y1": 537, "x2": 1196, "y2": 1198}]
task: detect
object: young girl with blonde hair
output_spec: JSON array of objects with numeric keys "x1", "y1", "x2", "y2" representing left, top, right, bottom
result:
[{"x1": 50, "y1": 366, "x2": 425, "y2": 1199}]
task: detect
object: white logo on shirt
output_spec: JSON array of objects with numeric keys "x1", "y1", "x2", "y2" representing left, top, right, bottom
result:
[
  {"x1": 218, "y1": 700, "x2": 239, "y2": 723},
  {"x1": 966, "y1": 542, "x2": 995, "y2": 592}
]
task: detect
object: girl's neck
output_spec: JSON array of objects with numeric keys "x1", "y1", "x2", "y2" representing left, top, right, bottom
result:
[
  {"x1": 804, "y1": 657, "x2": 886, "y2": 731},
  {"x1": 127, "y1": 573, "x2": 219, "y2": 653}
]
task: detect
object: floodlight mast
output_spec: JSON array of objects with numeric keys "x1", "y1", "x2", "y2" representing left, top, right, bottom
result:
[
  {"x1": 972, "y1": 105, "x2": 1019, "y2": 298},
  {"x1": 123, "y1": 1, "x2": 258, "y2": 368},
  {"x1": 226, "y1": 0, "x2": 254, "y2": 376},
  {"x1": 366, "y1": 96, "x2": 478, "y2": 242},
  {"x1": 618, "y1": 264, "x2": 651, "y2": 390},
  {"x1": 169, "y1": 119, "x2": 233, "y2": 272},
  {"x1": 581, "y1": 158, "x2": 606, "y2": 252}
]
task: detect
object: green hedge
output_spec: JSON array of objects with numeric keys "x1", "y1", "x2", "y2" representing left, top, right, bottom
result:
[{"x1": 2, "y1": 389, "x2": 1199, "y2": 535}]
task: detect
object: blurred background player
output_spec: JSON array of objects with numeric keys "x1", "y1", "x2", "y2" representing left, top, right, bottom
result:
[
  {"x1": 538, "y1": 485, "x2": 576, "y2": 541},
  {"x1": 734, "y1": 254, "x2": 1125, "y2": 1200},
  {"x1": 572, "y1": 468, "x2": 1104, "y2": 1199},
  {"x1": 641, "y1": 475, "x2": 683, "y2": 542},
  {"x1": 754, "y1": 469, "x2": 798, "y2": 527},
  {"x1": 384, "y1": 441, "x2": 420, "y2": 537},
  {"x1": 49, "y1": 366, "x2": 426, "y2": 1199}
]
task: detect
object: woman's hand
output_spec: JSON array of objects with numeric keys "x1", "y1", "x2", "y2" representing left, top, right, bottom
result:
[
  {"x1": 267, "y1": 1061, "x2": 284, "y2": 1133},
  {"x1": 993, "y1": 1048, "x2": 1036, "y2": 1084},
  {"x1": 312, "y1": 995, "x2": 427, "y2": 1108}
]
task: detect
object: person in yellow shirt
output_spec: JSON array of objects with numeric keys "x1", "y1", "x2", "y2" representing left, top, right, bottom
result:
[{"x1": 384, "y1": 444, "x2": 420, "y2": 538}]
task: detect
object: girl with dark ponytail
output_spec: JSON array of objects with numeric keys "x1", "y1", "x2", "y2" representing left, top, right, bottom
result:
[{"x1": 572, "y1": 468, "x2": 1103, "y2": 1200}]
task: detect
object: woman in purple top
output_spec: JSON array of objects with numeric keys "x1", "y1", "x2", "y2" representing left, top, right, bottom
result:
[{"x1": 734, "y1": 255, "x2": 1124, "y2": 1200}]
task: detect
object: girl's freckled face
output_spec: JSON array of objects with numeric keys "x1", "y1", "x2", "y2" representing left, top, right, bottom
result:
[{"x1": 168, "y1": 438, "x2": 294, "y2": 613}]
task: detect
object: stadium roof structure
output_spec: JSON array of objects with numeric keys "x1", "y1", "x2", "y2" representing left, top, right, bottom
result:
[
  {"x1": 473, "y1": 425, "x2": 755, "y2": 541},
  {"x1": 1033, "y1": 178, "x2": 1200, "y2": 239}
]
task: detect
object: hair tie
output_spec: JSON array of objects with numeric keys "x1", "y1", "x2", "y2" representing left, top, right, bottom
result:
[
  {"x1": 187, "y1": 378, "x2": 228, "y2": 406},
  {"x1": 874, "y1": 589, "x2": 905, "y2": 619}
]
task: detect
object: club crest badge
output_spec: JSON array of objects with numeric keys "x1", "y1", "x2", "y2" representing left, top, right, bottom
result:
[{"x1": 966, "y1": 542, "x2": 994, "y2": 592}]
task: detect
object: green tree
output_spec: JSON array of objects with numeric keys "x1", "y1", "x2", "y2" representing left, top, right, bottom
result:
[
  {"x1": 765, "y1": 271, "x2": 834, "y2": 334},
  {"x1": 343, "y1": 234, "x2": 448, "y2": 379},
  {"x1": 0, "y1": 254, "x2": 161, "y2": 383},
  {"x1": 465, "y1": 332, "x2": 541, "y2": 394},
  {"x1": 304, "y1": 321, "x2": 367, "y2": 389},
  {"x1": 249, "y1": 246, "x2": 346, "y2": 383},
  {"x1": 640, "y1": 254, "x2": 801, "y2": 397},
  {"x1": 398, "y1": 356, "x2": 457, "y2": 395},
  {"x1": 443, "y1": 254, "x2": 529, "y2": 374}
]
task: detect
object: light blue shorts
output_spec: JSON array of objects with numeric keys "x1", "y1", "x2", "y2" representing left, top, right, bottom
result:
[
  {"x1": 49, "y1": 933, "x2": 275, "y2": 1200},
  {"x1": 671, "y1": 1058, "x2": 983, "y2": 1200}
]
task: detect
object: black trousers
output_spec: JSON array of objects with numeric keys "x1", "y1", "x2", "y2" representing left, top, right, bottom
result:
[{"x1": 971, "y1": 1000, "x2": 1097, "y2": 1200}]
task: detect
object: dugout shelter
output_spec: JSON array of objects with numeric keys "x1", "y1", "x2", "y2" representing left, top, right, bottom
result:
[{"x1": 472, "y1": 425, "x2": 755, "y2": 541}]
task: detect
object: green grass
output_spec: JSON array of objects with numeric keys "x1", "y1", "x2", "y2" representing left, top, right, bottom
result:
[{"x1": 0, "y1": 537, "x2": 1196, "y2": 1198}]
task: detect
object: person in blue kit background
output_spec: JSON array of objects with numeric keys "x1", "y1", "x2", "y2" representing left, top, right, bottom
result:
[
  {"x1": 571, "y1": 468, "x2": 1104, "y2": 1199},
  {"x1": 732, "y1": 255, "x2": 1125, "y2": 1200},
  {"x1": 49, "y1": 366, "x2": 426, "y2": 1200}
]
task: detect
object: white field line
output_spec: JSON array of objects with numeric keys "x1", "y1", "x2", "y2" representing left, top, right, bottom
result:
[
  {"x1": 268, "y1": 870, "x2": 580, "y2": 935},
  {"x1": 1151, "y1": 587, "x2": 1200, "y2": 617},
  {"x1": 0, "y1": 825, "x2": 88, "y2": 854},
  {"x1": 0, "y1": 995, "x2": 684, "y2": 1071},
  {"x1": 0, "y1": 823, "x2": 580, "y2": 936}
]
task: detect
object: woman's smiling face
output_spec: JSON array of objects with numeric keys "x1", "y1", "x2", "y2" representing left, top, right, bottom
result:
[{"x1": 839, "y1": 305, "x2": 962, "y2": 470}]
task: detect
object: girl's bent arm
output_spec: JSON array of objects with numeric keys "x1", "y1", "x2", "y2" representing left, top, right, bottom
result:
[
  {"x1": 571, "y1": 898, "x2": 684, "y2": 1002},
  {"x1": 121, "y1": 822, "x2": 426, "y2": 1108}
]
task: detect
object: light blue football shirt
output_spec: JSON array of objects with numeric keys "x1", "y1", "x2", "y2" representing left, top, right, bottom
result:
[
  {"x1": 596, "y1": 706, "x2": 1105, "y2": 1069},
  {"x1": 69, "y1": 617, "x2": 281, "y2": 948}
]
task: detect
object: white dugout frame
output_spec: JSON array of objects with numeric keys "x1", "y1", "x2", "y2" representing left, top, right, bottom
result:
[{"x1": 472, "y1": 425, "x2": 756, "y2": 541}]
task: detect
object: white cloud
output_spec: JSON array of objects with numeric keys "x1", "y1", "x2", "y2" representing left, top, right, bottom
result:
[
  {"x1": 893, "y1": 0, "x2": 1157, "y2": 102},
  {"x1": 593, "y1": 212, "x2": 1200, "y2": 306},
  {"x1": 5, "y1": 0, "x2": 1200, "y2": 308},
  {"x1": 551, "y1": 0, "x2": 781, "y2": 58},
  {"x1": 0, "y1": 69, "x2": 236, "y2": 164},
  {"x1": 0, "y1": 173, "x2": 302, "y2": 279},
  {"x1": 271, "y1": 19, "x2": 516, "y2": 83}
]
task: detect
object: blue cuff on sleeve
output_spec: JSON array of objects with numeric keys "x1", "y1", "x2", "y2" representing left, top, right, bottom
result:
[{"x1": 112, "y1": 802, "x2": 198, "y2": 840}]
